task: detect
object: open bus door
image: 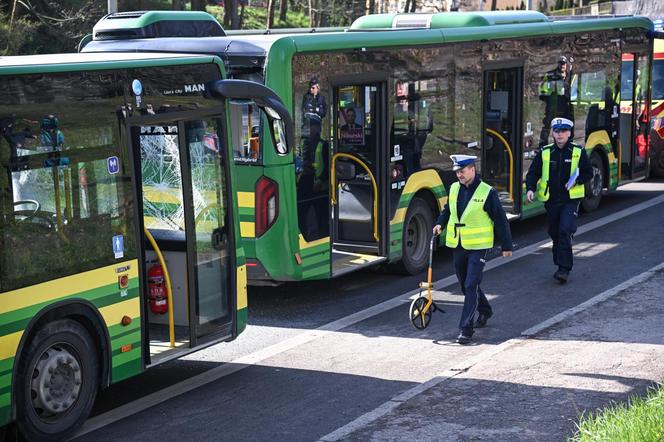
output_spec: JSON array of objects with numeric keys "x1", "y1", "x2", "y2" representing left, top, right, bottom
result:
[
  {"x1": 620, "y1": 52, "x2": 651, "y2": 181},
  {"x1": 127, "y1": 110, "x2": 235, "y2": 363},
  {"x1": 123, "y1": 80, "x2": 294, "y2": 365},
  {"x1": 331, "y1": 81, "x2": 388, "y2": 276},
  {"x1": 481, "y1": 65, "x2": 523, "y2": 219}
]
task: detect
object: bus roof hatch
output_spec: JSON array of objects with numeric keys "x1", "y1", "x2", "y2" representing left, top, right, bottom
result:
[
  {"x1": 92, "y1": 10, "x2": 225, "y2": 41},
  {"x1": 351, "y1": 11, "x2": 549, "y2": 30}
]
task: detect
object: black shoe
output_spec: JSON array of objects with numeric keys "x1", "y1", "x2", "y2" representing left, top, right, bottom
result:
[
  {"x1": 456, "y1": 333, "x2": 472, "y2": 345},
  {"x1": 553, "y1": 269, "x2": 569, "y2": 284},
  {"x1": 475, "y1": 312, "x2": 493, "y2": 328}
]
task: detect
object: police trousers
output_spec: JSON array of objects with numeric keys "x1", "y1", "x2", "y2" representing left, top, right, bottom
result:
[
  {"x1": 545, "y1": 201, "x2": 579, "y2": 271},
  {"x1": 453, "y1": 248, "x2": 492, "y2": 336}
]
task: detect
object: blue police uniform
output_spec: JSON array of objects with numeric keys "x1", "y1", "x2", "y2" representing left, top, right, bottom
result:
[
  {"x1": 435, "y1": 155, "x2": 513, "y2": 342},
  {"x1": 526, "y1": 118, "x2": 593, "y2": 282}
]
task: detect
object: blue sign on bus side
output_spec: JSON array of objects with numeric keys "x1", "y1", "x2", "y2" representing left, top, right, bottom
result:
[
  {"x1": 107, "y1": 156, "x2": 120, "y2": 174},
  {"x1": 113, "y1": 235, "x2": 124, "y2": 259}
]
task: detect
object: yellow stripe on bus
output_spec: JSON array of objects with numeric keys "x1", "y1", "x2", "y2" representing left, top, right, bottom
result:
[
  {"x1": 99, "y1": 297, "x2": 141, "y2": 327},
  {"x1": 0, "y1": 260, "x2": 139, "y2": 315},
  {"x1": 390, "y1": 170, "x2": 447, "y2": 224},
  {"x1": 237, "y1": 192, "x2": 255, "y2": 208},
  {"x1": 236, "y1": 265, "x2": 248, "y2": 310},
  {"x1": 240, "y1": 222, "x2": 255, "y2": 237},
  {"x1": 298, "y1": 234, "x2": 330, "y2": 250},
  {"x1": 0, "y1": 331, "x2": 23, "y2": 360}
]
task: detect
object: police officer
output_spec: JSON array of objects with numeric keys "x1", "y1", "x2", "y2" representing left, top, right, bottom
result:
[
  {"x1": 301, "y1": 77, "x2": 327, "y2": 135},
  {"x1": 526, "y1": 117, "x2": 593, "y2": 283},
  {"x1": 538, "y1": 56, "x2": 575, "y2": 147},
  {"x1": 433, "y1": 155, "x2": 513, "y2": 345}
]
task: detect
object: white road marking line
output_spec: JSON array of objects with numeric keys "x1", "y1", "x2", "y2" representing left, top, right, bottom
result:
[
  {"x1": 318, "y1": 261, "x2": 664, "y2": 441},
  {"x1": 75, "y1": 193, "x2": 664, "y2": 438}
]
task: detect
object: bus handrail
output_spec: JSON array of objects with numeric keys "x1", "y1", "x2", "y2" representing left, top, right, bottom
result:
[
  {"x1": 143, "y1": 227, "x2": 175, "y2": 348},
  {"x1": 330, "y1": 152, "x2": 379, "y2": 241},
  {"x1": 484, "y1": 128, "x2": 514, "y2": 202}
]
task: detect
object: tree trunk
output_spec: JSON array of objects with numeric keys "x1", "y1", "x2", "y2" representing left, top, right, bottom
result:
[
  {"x1": 403, "y1": 0, "x2": 410, "y2": 12},
  {"x1": 225, "y1": 0, "x2": 240, "y2": 29},
  {"x1": 308, "y1": 0, "x2": 313, "y2": 27},
  {"x1": 409, "y1": 0, "x2": 416, "y2": 12},
  {"x1": 491, "y1": 0, "x2": 497, "y2": 10},
  {"x1": 172, "y1": 0, "x2": 186, "y2": 10},
  {"x1": 267, "y1": 0, "x2": 276, "y2": 28},
  {"x1": 191, "y1": 0, "x2": 206, "y2": 10},
  {"x1": 279, "y1": 0, "x2": 288, "y2": 23}
]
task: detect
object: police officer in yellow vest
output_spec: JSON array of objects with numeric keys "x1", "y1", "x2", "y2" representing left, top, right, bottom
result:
[
  {"x1": 433, "y1": 155, "x2": 513, "y2": 345},
  {"x1": 526, "y1": 117, "x2": 593, "y2": 283}
]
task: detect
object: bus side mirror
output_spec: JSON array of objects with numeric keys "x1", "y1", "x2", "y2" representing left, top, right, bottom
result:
[{"x1": 265, "y1": 110, "x2": 289, "y2": 156}]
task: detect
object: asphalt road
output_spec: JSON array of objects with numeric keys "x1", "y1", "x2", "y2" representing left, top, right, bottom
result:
[{"x1": 72, "y1": 180, "x2": 664, "y2": 441}]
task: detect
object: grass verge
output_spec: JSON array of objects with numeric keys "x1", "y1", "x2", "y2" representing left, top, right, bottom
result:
[{"x1": 571, "y1": 381, "x2": 664, "y2": 442}]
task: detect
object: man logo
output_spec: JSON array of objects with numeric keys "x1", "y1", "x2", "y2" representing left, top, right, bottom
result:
[{"x1": 184, "y1": 83, "x2": 205, "y2": 93}]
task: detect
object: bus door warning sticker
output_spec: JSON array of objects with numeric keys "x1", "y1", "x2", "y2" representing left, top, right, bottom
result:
[{"x1": 113, "y1": 235, "x2": 124, "y2": 259}]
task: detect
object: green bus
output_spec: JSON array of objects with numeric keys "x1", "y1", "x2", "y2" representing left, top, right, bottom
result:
[
  {"x1": 83, "y1": 10, "x2": 653, "y2": 283},
  {"x1": 0, "y1": 51, "x2": 292, "y2": 440}
]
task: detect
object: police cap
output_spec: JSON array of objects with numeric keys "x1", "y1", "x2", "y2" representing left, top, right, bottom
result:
[{"x1": 451, "y1": 154, "x2": 477, "y2": 171}]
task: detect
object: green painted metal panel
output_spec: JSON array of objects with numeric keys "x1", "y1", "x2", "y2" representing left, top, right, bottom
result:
[
  {"x1": 237, "y1": 307, "x2": 247, "y2": 334},
  {"x1": 280, "y1": 16, "x2": 651, "y2": 56},
  {"x1": 0, "y1": 396, "x2": 10, "y2": 426},
  {"x1": 0, "y1": 358, "x2": 12, "y2": 377},
  {"x1": 0, "y1": 55, "x2": 224, "y2": 77},
  {"x1": 0, "y1": 284, "x2": 139, "y2": 337},
  {"x1": 111, "y1": 355, "x2": 143, "y2": 383},
  {"x1": 351, "y1": 11, "x2": 548, "y2": 30},
  {"x1": 92, "y1": 11, "x2": 221, "y2": 37}
]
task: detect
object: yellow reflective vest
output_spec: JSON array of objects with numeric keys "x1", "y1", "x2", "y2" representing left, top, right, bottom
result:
[
  {"x1": 536, "y1": 144, "x2": 585, "y2": 201},
  {"x1": 445, "y1": 181, "x2": 494, "y2": 250}
]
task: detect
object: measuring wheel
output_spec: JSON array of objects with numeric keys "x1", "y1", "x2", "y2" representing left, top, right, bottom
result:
[{"x1": 409, "y1": 296, "x2": 435, "y2": 330}]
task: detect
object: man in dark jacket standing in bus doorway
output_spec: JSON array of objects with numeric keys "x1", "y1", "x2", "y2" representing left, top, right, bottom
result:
[
  {"x1": 526, "y1": 117, "x2": 593, "y2": 284},
  {"x1": 433, "y1": 155, "x2": 513, "y2": 345}
]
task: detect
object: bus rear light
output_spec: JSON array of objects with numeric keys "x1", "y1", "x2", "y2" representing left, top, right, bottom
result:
[{"x1": 255, "y1": 176, "x2": 278, "y2": 237}]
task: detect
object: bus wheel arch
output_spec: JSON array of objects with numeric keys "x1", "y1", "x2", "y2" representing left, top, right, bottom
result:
[
  {"x1": 395, "y1": 193, "x2": 436, "y2": 275},
  {"x1": 12, "y1": 301, "x2": 111, "y2": 423},
  {"x1": 581, "y1": 148, "x2": 606, "y2": 213}
]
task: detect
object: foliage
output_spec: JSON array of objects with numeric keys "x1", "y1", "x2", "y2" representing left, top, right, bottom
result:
[
  {"x1": 206, "y1": 5, "x2": 308, "y2": 29},
  {"x1": 571, "y1": 382, "x2": 664, "y2": 442},
  {"x1": 0, "y1": 11, "x2": 37, "y2": 56},
  {"x1": 0, "y1": 0, "x2": 105, "y2": 55}
]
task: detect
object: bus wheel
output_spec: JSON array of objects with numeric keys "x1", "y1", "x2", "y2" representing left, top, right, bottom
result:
[
  {"x1": 581, "y1": 152, "x2": 604, "y2": 213},
  {"x1": 397, "y1": 197, "x2": 433, "y2": 275},
  {"x1": 16, "y1": 319, "x2": 98, "y2": 442}
]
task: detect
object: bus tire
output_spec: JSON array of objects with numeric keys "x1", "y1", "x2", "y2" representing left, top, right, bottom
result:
[
  {"x1": 396, "y1": 197, "x2": 433, "y2": 275},
  {"x1": 15, "y1": 319, "x2": 99, "y2": 442},
  {"x1": 581, "y1": 152, "x2": 604, "y2": 213}
]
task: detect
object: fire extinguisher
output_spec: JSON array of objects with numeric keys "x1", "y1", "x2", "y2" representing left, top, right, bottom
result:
[{"x1": 148, "y1": 263, "x2": 168, "y2": 315}]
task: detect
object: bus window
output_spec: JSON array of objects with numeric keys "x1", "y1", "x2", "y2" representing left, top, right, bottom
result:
[
  {"x1": 140, "y1": 124, "x2": 186, "y2": 231},
  {"x1": 0, "y1": 71, "x2": 134, "y2": 292}
]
